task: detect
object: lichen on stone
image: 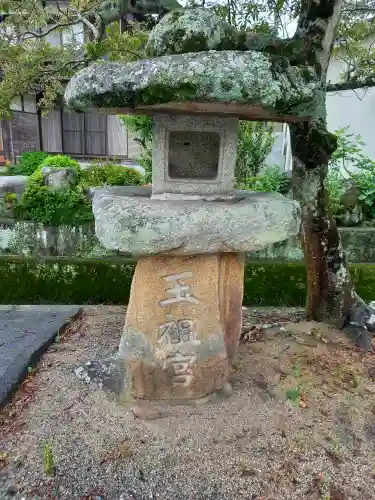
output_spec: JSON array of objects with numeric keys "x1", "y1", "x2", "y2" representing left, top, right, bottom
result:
[
  {"x1": 146, "y1": 8, "x2": 238, "y2": 56},
  {"x1": 65, "y1": 50, "x2": 318, "y2": 116}
]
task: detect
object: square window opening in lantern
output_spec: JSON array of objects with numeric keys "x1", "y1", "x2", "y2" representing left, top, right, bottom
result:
[{"x1": 168, "y1": 130, "x2": 220, "y2": 180}]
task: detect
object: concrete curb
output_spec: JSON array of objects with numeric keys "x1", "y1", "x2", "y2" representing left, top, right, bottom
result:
[{"x1": 0, "y1": 305, "x2": 83, "y2": 408}]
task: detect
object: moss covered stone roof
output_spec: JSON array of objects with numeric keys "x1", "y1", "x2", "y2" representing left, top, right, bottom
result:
[
  {"x1": 65, "y1": 50, "x2": 317, "y2": 119},
  {"x1": 146, "y1": 8, "x2": 240, "y2": 56}
]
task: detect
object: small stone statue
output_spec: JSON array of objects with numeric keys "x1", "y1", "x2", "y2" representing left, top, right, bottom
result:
[
  {"x1": 337, "y1": 181, "x2": 363, "y2": 227},
  {"x1": 42, "y1": 167, "x2": 77, "y2": 191}
]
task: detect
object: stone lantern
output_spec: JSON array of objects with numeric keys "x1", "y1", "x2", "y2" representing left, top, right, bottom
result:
[
  {"x1": 65, "y1": 7, "x2": 313, "y2": 403},
  {"x1": 151, "y1": 114, "x2": 238, "y2": 199}
]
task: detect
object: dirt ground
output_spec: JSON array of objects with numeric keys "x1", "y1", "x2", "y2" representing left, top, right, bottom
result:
[{"x1": 1, "y1": 306, "x2": 375, "y2": 500}]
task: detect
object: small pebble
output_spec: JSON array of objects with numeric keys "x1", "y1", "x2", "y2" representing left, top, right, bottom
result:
[{"x1": 252, "y1": 373, "x2": 268, "y2": 390}]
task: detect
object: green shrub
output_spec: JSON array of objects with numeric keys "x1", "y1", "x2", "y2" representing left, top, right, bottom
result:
[
  {"x1": 329, "y1": 126, "x2": 371, "y2": 174},
  {"x1": 0, "y1": 192, "x2": 18, "y2": 217},
  {"x1": 80, "y1": 162, "x2": 143, "y2": 188},
  {"x1": 327, "y1": 127, "x2": 375, "y2": 223},
  {"x1": 15, "y1": 157, "x2": 144, "y2": 225},
  {"x1": 18, "y1": 166, "x2": 93, "y2": 226},
  {"x1": 1, "y1": 258, "x2": 375, "y2": 307},
  {"x1": 7, "y1": 151, "x2": 49, "y2": 176},
  {"x1": 0, "y1": 257, "x2": 135, "y2": 304},
  {"x1": 137, "y1": 148, "x2": 152, "y2": 184},
  {"x1": 238, "y1": 165, "x2": 291, "y2": 194},
  {"x1": 351, "y1": 163, "x2": 375, "y2": 220},
  {"x1": 325, "y1": 168, "x2": 344, "y2": 219},
  {"x1": 121, "y1": 115, "x2": 153, "y2": 149},
  {"x1": 235, "y1": 121, "x2": 275, "y2": 186},
  {"x1": 121, "y1": 115, "x2": 153, "y2": 184}
]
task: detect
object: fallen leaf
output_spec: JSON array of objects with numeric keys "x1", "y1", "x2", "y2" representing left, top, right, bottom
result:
[{"x1": 0, "y1": 451, "x2": 9, "y2": 469}]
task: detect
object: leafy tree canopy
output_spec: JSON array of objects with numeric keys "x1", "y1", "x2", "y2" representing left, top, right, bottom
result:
[{"x1": 0, "y1": 0, "x2": 374, "y2": 116}]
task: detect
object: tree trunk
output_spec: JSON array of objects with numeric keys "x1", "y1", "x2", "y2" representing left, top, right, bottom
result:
[
  {"x1": 290, "y1": 122, "x2": 358, "y2": 327},
  {"x1": 288, "y1": 0, "x2": 360, "y2": 328}
]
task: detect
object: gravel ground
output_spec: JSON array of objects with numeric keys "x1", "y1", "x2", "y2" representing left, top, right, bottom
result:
[{"x1": 1, "y1": 306, "x2": 375, "y2": 500}]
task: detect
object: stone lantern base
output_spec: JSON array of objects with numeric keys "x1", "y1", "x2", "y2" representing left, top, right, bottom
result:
[
  {"x1": 120, "y1": 253, "x2": 244, "y2": 400},
  {"x1": 85, "y1": 186, "x2": 300, "y2": 401}
]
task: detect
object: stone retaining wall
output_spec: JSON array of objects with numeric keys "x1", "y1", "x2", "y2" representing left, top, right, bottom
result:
[
  {"x1": 250, "y1": 227, "x2": 375, "y2": 263},
  {"x1": 0, "y1": 219, "x2": 374, "y2": 263}
]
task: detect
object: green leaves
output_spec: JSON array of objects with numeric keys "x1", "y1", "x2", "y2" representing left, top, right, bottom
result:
[
  {"x1": 121, "y1": 115, "x2": 153, "y2": 183},
  {"x1": 80, "y1": 161, "x2": 143, "y2": 188},
  {"x1": 0, "y1": 0, "x2": 149, "y2": 115},
  {"x1": 16, "y1": 155, "x2": 144, "y2": 226},
  {"x1": 235, "y1": 121, "x2": 276, "y2": 183},
  {"x1": 326, "y1": 126, "x2": 375, "y2": 223},
  {"x1": 7, "y1": 151, "x2": 50, "y2": 176},
  {"x1": 237, "y1": 165, "x2": 290, "y2": 194},
  {"x1": 286, "y1": 386, "x2": 302, "y2": 404}
]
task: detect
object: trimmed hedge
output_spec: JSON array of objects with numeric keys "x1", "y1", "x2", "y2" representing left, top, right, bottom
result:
[
  {"x1": 0, "y1": 258, "x2": 375, "y2": 305},
  {"x1": 243, "y1": 262, "x2": 307, "y2": 307},
  {"x1": 0, "y1": 257, "x2": 135, "y2": 305},
  {"x1": 244, "y1": 262, "x2": 375, "y2": 306}
]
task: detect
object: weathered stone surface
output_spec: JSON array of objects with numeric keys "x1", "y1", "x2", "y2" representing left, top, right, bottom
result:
[
  {"x1": 337, "y1": 181, "x2": 364, "y2": 227},
  {"x1": 152, "y1": 114, "x2": 238, "y2": 197},
  {"x1": 0, "y1": 217, "x2": 373, "y2": 262},
  {"x1": 0, "y1": 176, "x2": 28, "y2": 217},
  {"x1": 119, "y1": 254, "x2": 229, "y2": 400},
  {"x1": 42, "y1": 167, "x2": 77, "y2": 191},
  {"x1": 0, "y1": 305, "x2": 81, "y2": 407},
  {"x1": 74, "y1": 356, "x2": 127, "y2": 393},
  {"x1": 92, "y1": 187, "x2": 300, "y2": 256},
  {"x1": 219, "y1": 253, "x2": 245, "y2": 362},
  {"x1": 0, "y1": 220, "x2": 112, "y2": 258},
  {"x1": 64, "y1": 51, "x2": 317, "y2": 119},
  {"x1": 146, "y1": 8, "x2": 238, "y2": 56},
  {"x1": 0, "y1": 175, "x2": 28, "y2": 196}
]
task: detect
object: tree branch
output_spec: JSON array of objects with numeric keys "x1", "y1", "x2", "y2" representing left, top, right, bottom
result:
[
  {"x1": 70, "y1": 8, "x2": 99, "y2": 40},
  {"x1": 23, "y1": 21, "x2": 78, "y2": 40},
  {"x1": 244, "y1": 32, "x2": 294, "y2": 53},
  {"x1": 96, "y1": 0, "x2": 132, "y2": 41},
  {"x1": 39, "y1": 58, "x2": 88, "y2": 77},
  {"x1": 243, "y1": 32, "x2": 323, "y2": 67},
  {"x1": 327, "y1": 73, "x2": 375, "y2": 91}
]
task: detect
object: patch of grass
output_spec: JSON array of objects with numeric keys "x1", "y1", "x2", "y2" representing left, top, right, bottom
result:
[
  {"x1": 42, "y1": 442, "x2": 55, "y2": 476},
  {"x1": 315, "y1": 472, "x2": 332, "y2": 500},
  {"x1": 286, "y1": 386, "x2": 302, "y2": 404},
  {"x1": 292, "y1": 363, "x2": 302, "y2": 378}
]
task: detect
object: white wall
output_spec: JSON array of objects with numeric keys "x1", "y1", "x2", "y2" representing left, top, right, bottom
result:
[
  {"x1": 45, "y1": 22, "x2": 84, "y2": 47},
  {"x1": 326, "y1": 58, "x2": 375, "y2": 162},
  {"x1": 277, "y1": 38, "x2": 375, "y2": 173}
]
